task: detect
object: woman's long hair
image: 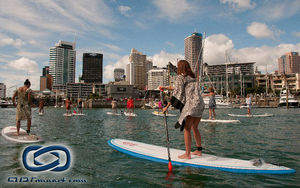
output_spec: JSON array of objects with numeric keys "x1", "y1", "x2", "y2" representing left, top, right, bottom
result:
[{"x1": 177, "y1": 60, "x2": 195, "y2": 78}]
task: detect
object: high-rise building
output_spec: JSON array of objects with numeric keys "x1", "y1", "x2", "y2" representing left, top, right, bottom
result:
[
  {"x1": 167, "y1": 62, "x2": 177, "y2": 87},
  {"x1": 147, "y1": 68, "x2": 169, "y2": 90},
  {"x1": 184, "y1": 32, "x2": 202, "y2": 77},
  {"x1": 114, "y1": 68, "x2": 125, "y2": 82},
  {"x1": 49, "y1": 40, "x2": 76, "y2": 85},
  {"x1": 0, "y1": 83, "x2": 6, "y2": 99},
  {"x1": 125, "y1": 48, "x2": 153, "y2": 90},
  {"x1": 278, "y1": 52, "x2": 300, "y2": 74},
  {"x1": 40, "y1": 66, "x2": 53, "y2": 91},
  {"x1": 82, "y1": 53, "x2": 103, "y2": 83}
]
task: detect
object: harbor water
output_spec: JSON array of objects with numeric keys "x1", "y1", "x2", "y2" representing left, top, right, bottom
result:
[{"x1": 0, "y1": 107, "x2": 299, "y2": 187}]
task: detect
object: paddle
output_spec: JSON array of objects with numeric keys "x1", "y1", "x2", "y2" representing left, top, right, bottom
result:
[{"x1": 160, "y1": 88, "x2": 172, "y2": 172}]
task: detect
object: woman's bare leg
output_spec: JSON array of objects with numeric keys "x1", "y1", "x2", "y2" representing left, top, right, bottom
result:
[
  {"x1": 208, "y1": 109, "x2": 212, "y2": 119},
  {"x1": 191, "y1": 117, "x2": 202, "y2": 156},
  {"x1": 16, "y1": 120, "x2": 21, "y2": 136},
  {"x1": 178, "y1": 117, "x2": 193, "y2": 159}
]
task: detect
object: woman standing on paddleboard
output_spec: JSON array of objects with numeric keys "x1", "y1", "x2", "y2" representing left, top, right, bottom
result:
[
  {"x1": 162, "y1": 60, "x2": 205, "y2": 159},
  {"x1": 12, "y1": 79, "x2": 32, "y2": 136}
]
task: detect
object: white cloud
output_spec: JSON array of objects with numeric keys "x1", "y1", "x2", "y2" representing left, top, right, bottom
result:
[
  {"x1": 17, "y1": 51, "x2": 48, "y2": 59},
  {"x1": 102, "y1": 43, "x2": 123, "y2": 52},
  {"x1": 0, "y1": 33, "x2": 25, "y2": 47},
  {"x1": 204, "y1": 34, "x2": 234, "y2": 65},
  {"x1": 7, "y1": 57, "x2": 39, "y2": 73},
  {"x1": 220, "y1": 0, "x2": 255, "y2": 11},
  {"x1": 0, "y1": 0, "x2": 115, "y2": 39},
  {"x1": 104, "y1": 55, "x2": 129, "y2": 79},
  {"x1": 118, "y1": 6, "x2": 131, "y2": 16},
  {"x1": 293, "y1": 32, "x2": 300, "y2": 37},
  {"x1": 153, "y1": 0, "x2": 197, "y2": 21},
  {"x1": 247, "y1": 22, "x2": 278, "y2": 39},
  {"x1": 166, "y1": 41, "x2": 176, "y2": 47},
  {"x1": 0, "y1": 57, "x2": 41, "y2": 91},
  {"x1": 255, "y1": 0, "x2": 300, "y2": 21},
  {"x1": 0, "y1": 71, "x2": 41, "y2": 92},
  {"x1": 203, "y1": 34, "x2": 300, "y2": 73},
  {"x1": 150, "y1": 51, "x2": 184, "y2": 68}
]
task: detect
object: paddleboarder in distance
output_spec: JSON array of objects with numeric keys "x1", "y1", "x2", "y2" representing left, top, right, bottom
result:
[
  {"x1": 111, "y1": 98, "x2": 117, "y2": 114},
  {"x1": 39, "y1": 98, "x2": 45, "y2": 114},
  {"x1": 161, "y1": 60, "x2": 205, "y2": 159},
  {"x1": 77, "y1": 98, "x2": 83, "y2": 114},
  {"x1": 65, "y1": 97, "x2": 72, "y2": 115},
  {"x1": 12, "y1": 79, "x2": 32, "y2": 136},
  {"x1": 203, "y1": 87, "x2": 216, "y2": 120},
  {"x1": 126, "y1": 97, "x2": 134, "y2": 114},
  {"x1": 246, "y1": 94, "x2": 252, "y2": 116}
]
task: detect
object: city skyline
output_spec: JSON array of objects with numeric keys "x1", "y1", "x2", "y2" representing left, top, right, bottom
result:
[{"x1": 0, "y1": 0, "x2": 300, "y2": 94}]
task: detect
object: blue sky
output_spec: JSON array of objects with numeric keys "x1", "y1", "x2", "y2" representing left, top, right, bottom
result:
[{"x1": 0, "y1": 0, "x2": 300, "y2": 95}]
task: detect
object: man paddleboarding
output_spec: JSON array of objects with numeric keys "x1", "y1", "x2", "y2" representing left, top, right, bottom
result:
[
  {"x1": 39, "y1": 98, "x2": 45, "y2": 114},
  {"x1": 12, "y1": 79, "x2": 32, "y2": 136},
  {"x1": 246, "y1": 94, "x2": 252, "y2": 116},
  {"x1": 65, "y1": 97, "x2": 72, "y2": 115}
]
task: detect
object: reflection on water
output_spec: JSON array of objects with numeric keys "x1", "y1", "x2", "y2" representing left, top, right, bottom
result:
[{"x1": 0, "y1": 107, "x2": 299, "y2": 187}]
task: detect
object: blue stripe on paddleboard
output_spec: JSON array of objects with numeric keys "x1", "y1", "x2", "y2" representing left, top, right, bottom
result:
[{"x1": 107, "y1": 139, "x2": 296, "y2": 174}]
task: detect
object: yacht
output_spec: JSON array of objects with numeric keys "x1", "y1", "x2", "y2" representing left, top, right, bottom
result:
[{"x1": 278, "y1": 89, "x2": 299, "y2": 107}]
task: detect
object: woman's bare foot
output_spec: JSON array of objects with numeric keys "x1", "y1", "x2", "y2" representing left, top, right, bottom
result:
[
  {"x1": 13, "y1": 132, "x2": 20, "y2": 136},
  {"x1": 191, "y1": 150, "x2": 202, "y2": 156},
  {"x1": 178, "y1": 153, "x2": 191, "y2": 159}
]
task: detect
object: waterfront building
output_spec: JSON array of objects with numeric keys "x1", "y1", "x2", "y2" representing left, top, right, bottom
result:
[
  {"x1": 125, "y1": 48, "x2": 153, "y2": 90},
  {"x1": 106, "y1": 82, "x2": 139, "y2": 99},
  {"x1": 0, "y1": 83, "x2": 6, "y2": 99},
  {"x1": 202, "y1": 62, "x2": 255, "y2": 96},
  {"x1": 255, "y1": 73, "x2": 300, "y2": 94},
  {"x1": 49, "y1": 40, "x2": 76, "y2": 85},
  {"x1": 92, "y1": 83, "x2": 107, "y2": 97},
  {"x1": 52, "y1": 84, "x2": 67, "y2": 97},
  {"x1": 40, "y1": 66, "x2": 53, "y2": 91},
  {"x1": 147, "y1": 68, "x2": 169, "y2": 90},
  {"x1": 114, "y1": 68, "x2": 125, "y2": 82},
  {"x1": 278, "y1": 52, "x2": 300, "y2": 74},
  {"x1": 184, "y1": 32, "x2": 203, "y2": 78},
  {"x1": 82, "y1": 53, "x2": 103, "y2": 83},
  {"x1": 66, "y1": 83, "x2": 93, "y2": 99},
  {"x1": 167, "y1": 62, "x2": 177, "y2": 87}
]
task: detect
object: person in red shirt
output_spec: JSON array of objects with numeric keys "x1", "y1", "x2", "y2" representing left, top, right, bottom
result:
[{"x1": 126, "y1": 97, "x2": 134, "y2": 113}]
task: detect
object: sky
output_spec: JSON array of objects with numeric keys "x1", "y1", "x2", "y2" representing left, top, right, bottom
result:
[{"x1": 0, "y1": 0, "x2": 300, "y2": 95}]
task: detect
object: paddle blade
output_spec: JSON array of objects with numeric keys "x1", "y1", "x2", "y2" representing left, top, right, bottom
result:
[{"x1": 168, "y1": 161, "x2": 172, "y2": 172}]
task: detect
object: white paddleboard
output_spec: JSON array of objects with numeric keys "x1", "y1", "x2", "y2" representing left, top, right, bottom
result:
[
  {"x1": 124, "y1": 112, "x2": 137, "y2": 117},
  {"x1": 63, "y1": 113, "x2": 72, "y2": 117},
  {"x1": 201, "y1": 119, "x2": 240, "y2": 123},
  {"x1": 108, "y1": 139, "x2": 295, "y2": 174},
  {"x1": 38, "y1": 112, "x2": 44, "y2": 116},
  {"x1": 228, "y1": 113, "x2": 273, "y2": 117},
  {"x1": 72, "y1": 113, "x2": 85, "y2": 116},
  {"x1": 107, "y1": 112, "x2": 121, "y2": 116},
  {"x1": 1, "y1": 126, "x2": 41, "y2": 143},
  {"x1": 152, "y1": 111, "x2": 177, "y2": 117}
]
